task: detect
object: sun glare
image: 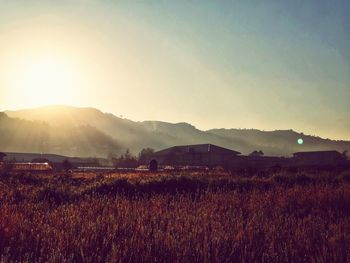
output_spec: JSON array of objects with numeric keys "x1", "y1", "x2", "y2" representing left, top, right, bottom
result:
[{"x1": 9, "y1": 54, "x2": 81, "y2": 107}]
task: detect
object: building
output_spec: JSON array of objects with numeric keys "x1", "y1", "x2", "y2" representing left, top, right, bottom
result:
[
  {"x1": 230, "y1": 155, "x2": 286, "y2": 171},
  {"x1": 2, "y1": 162, "x2": 53, "y2": 173},
  {"x1": 150, "y1": 144, "x2": 241, "y2": 168},
  {"x1": 3, "y1": 152, "x2": 102, "y2": 171},
  {"x1": 292, "y1": 150, "x2": 346, "y2": 166}
]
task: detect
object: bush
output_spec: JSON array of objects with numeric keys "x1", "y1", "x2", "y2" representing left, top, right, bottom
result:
[
  {"x1": 270, "y1": 173, "x2": 316, "y2": 185},
  {"x1": 36, "y1": 185, "x2": 76, "y2": 205},
  {"x1": 337, "y1": 170, "x2": 350, "y2": 183}
]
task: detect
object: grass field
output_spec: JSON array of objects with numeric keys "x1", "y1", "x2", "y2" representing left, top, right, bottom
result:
[{"x1": 1, "y1": 170, "x2": 350, "y2": 262}]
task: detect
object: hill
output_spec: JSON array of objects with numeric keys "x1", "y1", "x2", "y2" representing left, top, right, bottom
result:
[
  {"x1": 207, "y1": 128, "x2": 350, "y2": 156},
  {"x1": 0, "y1": 112, "x2": 122, "y2": 157},
  {"x1": 3, "y1": 106, "x2": 350, "y2": 157}
]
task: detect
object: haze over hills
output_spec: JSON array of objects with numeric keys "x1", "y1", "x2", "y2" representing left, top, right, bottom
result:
[
  {"x1": 0, "y1": 111, "x2": 122, "y2": 157},
  {"x1": 2, "y1": 105, "x2": 350, "y2": 158}
]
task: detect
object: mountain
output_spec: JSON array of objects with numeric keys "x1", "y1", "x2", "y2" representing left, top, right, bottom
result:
[
  {"x1": 5, "y1": 106, "x2": 181, "y2": 154},
  {"x1": 0, "y1": 112, "x2": 122, "y2": 157},
  {"x1": 3, "y1": 106, "x2": 350, "y2": 157},
  {"x1": 207, "y1": 129, "x2": 350, "y2": 156},
  {"x1": 141, "y1": 121, "x2": 253, "y2": 153}
]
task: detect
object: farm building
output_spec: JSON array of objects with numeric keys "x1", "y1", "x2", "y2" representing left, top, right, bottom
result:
[
  {"x1": 3, "y1": 152, "x2": 102, "y2": 171},
  {"x1": 2, "y1": 162, "x2": 53, "y2": 173},
  {"x1": 150, "y1": 144, "x2": 241, "y2": 168},
  {"x1": 292, "y1": 150, "x2": 346, "y2": 166},
  {"x1": 230, "y1": 155, "x2": 286, "y2": 171}
]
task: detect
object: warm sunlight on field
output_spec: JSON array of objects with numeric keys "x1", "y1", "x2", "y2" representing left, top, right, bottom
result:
[
  {"x1": 1, "y1": 170, "x2": 350, "y2": 262},
  {"x1": 1, "y1": 1, "x2": 350, "y2": 262}
]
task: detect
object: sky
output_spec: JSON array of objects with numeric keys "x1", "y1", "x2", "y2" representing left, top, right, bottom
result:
[{"x1": 0, "y1": 0, "x2": 349, "y2": 140}]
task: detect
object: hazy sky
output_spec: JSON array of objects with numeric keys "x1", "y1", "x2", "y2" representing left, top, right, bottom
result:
[{"x1": 0, "y1": 0, "x2": 349, "y2": 140}]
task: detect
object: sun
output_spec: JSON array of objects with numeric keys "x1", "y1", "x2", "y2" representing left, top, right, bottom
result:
[{"x1": 10, "y1": 54, "x2": 81, "y2": 107}]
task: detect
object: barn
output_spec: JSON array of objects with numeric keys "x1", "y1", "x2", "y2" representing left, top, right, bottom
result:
[
  {"x1": 292, "y1": 150, "x2": 345, "y2": 166},
  {"x1": 149, "y1": 144, "x2": 241, "y2": 169}
]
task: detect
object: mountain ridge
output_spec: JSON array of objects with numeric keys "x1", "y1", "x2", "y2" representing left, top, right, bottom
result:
[{"x1": 2, "y1": 105, "x2": 350, "y2": 157}]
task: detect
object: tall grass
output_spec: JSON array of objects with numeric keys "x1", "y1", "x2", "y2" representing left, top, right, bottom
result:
[{"x1": 0, "y1": 171, "x2": 350, "y2": 262}]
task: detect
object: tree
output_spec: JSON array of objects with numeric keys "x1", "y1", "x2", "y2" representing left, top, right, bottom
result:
[
  {"x1": 124, "y1": 149, "x2": 132, "y2": 160},
  {"x1": 107, "y1": 152, "x2": 118, "y2": 166},
  {"x1": 342, "y1": 150, "x2": 348, "y2": 160},
  {"x1": 249, "y1": 150, "x2": 264, "y2": 157},
  {"x1": 114, "y1": 149, "x2": 138, "y2": 168},
  {"x1": 138, "y1": 148, "x2": 155, "y2": 164},
  {"x1": 62, "y1": 159, "x2": 73, "y2": 173}
]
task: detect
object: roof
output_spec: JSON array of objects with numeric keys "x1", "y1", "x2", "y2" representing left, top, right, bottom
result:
[
  {"x1": 11, "y1": 162, "x2": 53, "y2": 171},
  {"x1": 4, "y1": 152, "x2": 100, "y2": 164},
  {"x1": 155, "y1": 144, "x2": 241, "y2": 156},
  {"x1": 4, "y1": 152, "x2": 69, "y2": 162},
  {"x1": 293, "y1": 150, "x2": 341, "y2": 156}
]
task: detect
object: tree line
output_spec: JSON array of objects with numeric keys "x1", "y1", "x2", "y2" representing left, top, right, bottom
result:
[{"x1": 107, "y1": 148, "x2": 155, "y2": 168}]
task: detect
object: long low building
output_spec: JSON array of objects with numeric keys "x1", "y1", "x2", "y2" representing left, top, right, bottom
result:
[
  {"x1": 146, "y1": 144, "x2": 349, "y2": 171},
  {"x1": 150, "y1": 144, "x2": 241, "y2": 168},
  {"x1": 0, "y1": 162, "x2": 53, "y2": 173},
  {"x1": 292, "y1": 150, "x2": 347, "y2": 166}
]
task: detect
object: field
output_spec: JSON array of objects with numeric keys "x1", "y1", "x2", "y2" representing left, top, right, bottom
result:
[{"x1": 1, "y1": 170, "x2": 350, "y2": 262}]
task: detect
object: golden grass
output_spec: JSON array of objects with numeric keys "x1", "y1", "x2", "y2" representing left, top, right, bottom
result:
[{"x1": 0, "y1": 171, "x2": 349, "y2": 262}]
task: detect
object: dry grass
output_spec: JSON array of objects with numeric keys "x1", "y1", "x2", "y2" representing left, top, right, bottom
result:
[{"x1": 0, "y1": 170, "x2": 350, "y2": 262}]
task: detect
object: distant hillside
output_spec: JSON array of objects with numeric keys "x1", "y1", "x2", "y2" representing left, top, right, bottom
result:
[
  {"x1": 0, "y1": 112, "x2": 122, "y2": 157},
  {"x1": 6, "y1": 106, "x2": 171, "y2": 154},
  {"x1": 141, "y1": 121, "x2": 253, "y2": 154},
  {"x1": 207, "y1": 129, "x2": 350, "y2": 156},
  {"x1": 3, "y1": 106, "x2": 350, "y2": 157}
]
